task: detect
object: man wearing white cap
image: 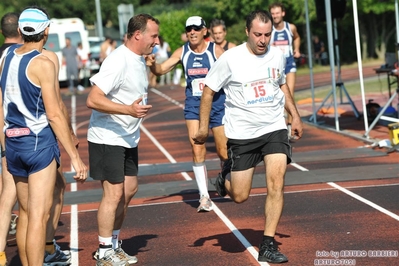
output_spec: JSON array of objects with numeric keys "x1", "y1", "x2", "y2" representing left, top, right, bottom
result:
[
  {"x1": 0, "y1": 6, "x2": 87, "y2": 265},
  {"x1": 148, "y1": 16, "x2": 227, "y2": 213}
]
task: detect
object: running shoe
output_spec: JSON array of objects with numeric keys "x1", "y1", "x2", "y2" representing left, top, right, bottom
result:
[
  {"x1": 214, "y1": 159, "x2": 231, "y2": 197},
  {"x1": 114, "y1": 241, "x2": 138, "y2": 264},
  {"x1": 95, "y1": 249, "x2": 129, "y2": 266},
  {"x1": 197, "y1": 196, "x2": 213, "y2": 212},
  {"x1": 53, "y1": 239, "x2": 71, "y2": 259},
  {"x1": 258, "y1": 239, "x2": 288, "y2": 263},
  {"x1": 8, "y1": 214, "x2": 17, "y2": 235},
  {"x1": 44, "y1": 243, "x2": 72, "y2": 266}
]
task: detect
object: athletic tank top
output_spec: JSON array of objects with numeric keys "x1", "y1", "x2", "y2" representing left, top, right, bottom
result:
[
  {"x1": 270, "y1": 22, "x2": 293, "y2": 58},
  {"x1": 181, "y1": 41, "x2": 224, "y2": 106},
  {"x1": 0, "y1": 45, "x2": 57, "y2": 152},
  {"x1": 223, "y1": 41, "x2": 230, "y2": 51}
]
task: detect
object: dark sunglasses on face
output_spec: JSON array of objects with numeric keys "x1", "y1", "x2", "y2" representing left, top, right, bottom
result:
[{"x1": 185, "y1": 25, "x2": 203, "y2": 32}]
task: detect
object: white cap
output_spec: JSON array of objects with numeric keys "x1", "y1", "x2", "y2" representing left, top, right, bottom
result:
[
  {"x1": 18, "y1": 8, "x2": 50, "y2": 36},
  {"x1": 185, "y1": 16, "x2": 206, "y2": 28}
]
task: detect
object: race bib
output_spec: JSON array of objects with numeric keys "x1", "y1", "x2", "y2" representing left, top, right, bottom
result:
[
  {"x1": 191, "y1": 78, "x2": 206, "y2": 97},
  {"x1": 243, "y1": 79, "x2": 274, "y2": 106}
]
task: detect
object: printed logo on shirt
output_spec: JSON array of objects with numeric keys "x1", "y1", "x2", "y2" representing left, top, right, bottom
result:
[
  {"x1": 273, "y1": 40, "x2": 289, "y2": 45},
  {"x1": 188, "y1": 68, "x2": 208, "y2": 76},
  {"x1": 6, "y1": 128, "x2": 30, "y2": 137}
]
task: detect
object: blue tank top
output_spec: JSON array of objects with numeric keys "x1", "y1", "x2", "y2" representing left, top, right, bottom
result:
[
  {"x1": 0, "y1": 45, "x2": 57, "y2": 152},
  {"x1": 270, "y1": 22, "x2": 294, "y2": 59},
  {"x1": 181, "y1": 41, "x2": 225, "y2": 107}
]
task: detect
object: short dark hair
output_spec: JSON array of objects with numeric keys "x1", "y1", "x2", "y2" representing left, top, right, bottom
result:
[
  {"x1": 246, "y1": 10, "x2": 273, "y2": 31},
  {"x1": 209, "y1": 18, "x2": 226, "y2": 31},
  {"x1": 1, "y1": 12, "x2": 20, "y2": 39},
  {"x1": 126, "y1": 14, "x2": 159, "y2": 40},
  {"x1": 21, "y1": 6, "x2": 50, "y2": 43},
  {"x1": 269, "y1": 2, "x2": 285, "y2": 12}
]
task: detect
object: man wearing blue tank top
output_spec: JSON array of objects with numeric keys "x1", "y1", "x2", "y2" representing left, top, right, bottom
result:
[
  {"x1": 148, "y1": 16, "x2": 227, "y2": 213},
  {"x1": 269, "y1": 2, "x2": 301, "y2": 140}
]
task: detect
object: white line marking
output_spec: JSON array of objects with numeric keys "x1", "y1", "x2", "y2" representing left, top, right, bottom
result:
[
  {"x1": 212, "y1": 204, "x2": 270, "y2": 265},
  {"x1": 327, "y1": 182, "x2": 399, "y2": 221},
  {"x1": 290, "y1": 162, "x2": 309, "y2": 171},
  {"x1": 70, "y1": 182, "x2": 78, "y2": 264},
  {"x1": 140, "y1": 124, "x2": 192, "y2": 181},
  {"x1": 150, "y1": 88, "x2": 185, "y2": 109}
]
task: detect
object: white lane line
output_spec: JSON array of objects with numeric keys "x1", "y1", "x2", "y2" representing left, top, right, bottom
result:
[
  {"x1": 290, "y1": 162, "x2": 309, "y2": 171},
  {"x1": 212, "y1": 204, "x2": 270, "y2": 265},
  {"x1": 327, "y1": 182, "x2": 399, "y2": 221},
  {"x1": 150, "y1": 87, "x2": 271, "y2": 265},
  {"x1": 150, "y1": 88, "x2": 185, "y2": 109},
  {"x1": 70, "y1": 183, "x2": 79, "y2": 264},
  {"x1": 140, "y1": 124, "x2": 192, "y2": 181}
]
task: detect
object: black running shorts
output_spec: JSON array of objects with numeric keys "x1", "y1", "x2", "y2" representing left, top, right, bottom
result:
[
  {"x1": 88, "y1": 142, "x2": 138, "y2": 183},
  {"x1": 227, "y1": 129, "x2": 292, "y2": 172}
]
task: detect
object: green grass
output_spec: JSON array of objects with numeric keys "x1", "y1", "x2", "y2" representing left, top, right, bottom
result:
[{"x1": 294, "y1": 77, "x2": 393, "y2": 102}]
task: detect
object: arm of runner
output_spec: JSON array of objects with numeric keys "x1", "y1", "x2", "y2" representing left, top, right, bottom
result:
[
  {"x1": 290, "y1": 23, "x2": 301, "y2": 58},
  {"x1": 281, "y1": 83, "x2": 303, "y2": 139},
  {"x1": 33, "y1": 56, "x2": 87, "y2": 181},
  {"x1": 193, "y1": 85, "x2": 215, "y2": 144},
  {"x1": 44, "y1": 50, "x2": 79, "y2": 148},
  {"x1": 149, "y1": 47, "x2": 182, "y2": 75},
  {"x1": 87, "y1": 85, "x2": 152, "y2": 118}
]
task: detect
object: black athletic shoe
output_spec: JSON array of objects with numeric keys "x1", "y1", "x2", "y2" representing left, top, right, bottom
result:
[
  {"x1": 214, "y1": 172, "x2": 227, "y2": 197},
  {"x1": 258, "y1": 240, "x2": 288, "y2": 263},
  {"x1": 214, "y1": 159, "x2": 231, "y2": 197}
]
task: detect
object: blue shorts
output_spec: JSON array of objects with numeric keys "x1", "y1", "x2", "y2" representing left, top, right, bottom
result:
[
  {"x1": 6, "y1": 144, "x2": 60, "y2": 177},
  {"x1": 285, "y1": 56, "x2": 297, "y2": 74},
  {"x1": 184, "y1": 90, "x2": 225, "y2": 128}
]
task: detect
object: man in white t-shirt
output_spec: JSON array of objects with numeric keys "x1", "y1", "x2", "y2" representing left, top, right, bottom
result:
[
  {"x1": 87, "y1": 14, "x2": 158, "y2": 265},
  {"x1": 194, "y1": 10, "x2": 303, "y2": 264}
]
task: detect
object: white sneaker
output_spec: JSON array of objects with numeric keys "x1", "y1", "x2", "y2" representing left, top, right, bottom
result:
[
  {"x1": 96, "y1": 249, "x2": 128, "y2": 266},
  {"x1": 197, "y1": 196, "x2": 213, "y2": 212},
  {"x1": 115, "y1": 241, "x2": 138, "y2": 265}
]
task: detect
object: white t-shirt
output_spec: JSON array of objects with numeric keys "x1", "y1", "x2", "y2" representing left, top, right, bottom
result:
[
  {"x1": 88, "y1": 45, "x2": 148, "y2": 148},
  {"x1": 205, "y1": 43, "x2": 287, "y2": 140}
]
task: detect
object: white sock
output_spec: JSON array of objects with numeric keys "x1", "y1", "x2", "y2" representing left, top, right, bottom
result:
[
  {"x1": 98, "y1": 236, "x2": 113, "y2": 258},
  {"x1": 193, "y1": 163, "x2": 209, "y2": 198},
  {"x1": 112, "y1": 229, "x2": 120, "y2": 249}
]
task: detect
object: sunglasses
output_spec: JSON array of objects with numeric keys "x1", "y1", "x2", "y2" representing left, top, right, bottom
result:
[{"x1": 185, "y1": 25, "x2": 203, "y2": 32}]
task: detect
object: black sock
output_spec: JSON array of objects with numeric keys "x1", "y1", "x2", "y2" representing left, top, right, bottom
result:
[
  {"x1": 99, "y1": 244, "x2": 113, "y2": 249},
  {"x1": 262, "y1": 235, "x2": 274, "y2": 244},
  {"x1": 45, "y1": 241, "x2": 54, "y2": 246}
]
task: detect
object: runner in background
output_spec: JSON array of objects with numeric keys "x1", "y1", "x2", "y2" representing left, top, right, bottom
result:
[
  {"x1": 147, "y1": 16, "x2": 227, "y2": 212},
  {"x1": 209, "y1": 18, "x2": 236, "y2": 51},
  {"x1": 269, "y1": 2, "x2": 301, "y2": 140}
]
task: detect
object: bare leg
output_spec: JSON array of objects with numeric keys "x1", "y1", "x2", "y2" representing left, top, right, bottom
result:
[
  {"x1": 45, "y1": 166, "x2": 66, "y2": 249},
  {"x1": 225, "y1": 168, "x2": 254, "y2": 203},
  {"x1": 98, "y1": 181, "x2": 124, "y2": 238},
  {"x1": 263, "y1": 154, "x2": 286, "y2": 237},
  {"x1": 16, "y1": 159, "x2": 57, "y2": 266},
  {"x1": 211, "y1": 125, "x2": 228, "y2": 162},
  {"x1": 0, "y1": 158, "x2": 17, "y2": 253},
  {"x1": 114, "y1": 175, "x2": 138, "y2": 230}
]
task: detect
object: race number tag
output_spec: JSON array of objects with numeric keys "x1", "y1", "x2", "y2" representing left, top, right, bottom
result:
[
  {"x1": 191, "y1": 78, "x2": 206, "y2": 97},
  {"x1": 243, "y1": 79, "x2": 274, "y2": 106}
]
